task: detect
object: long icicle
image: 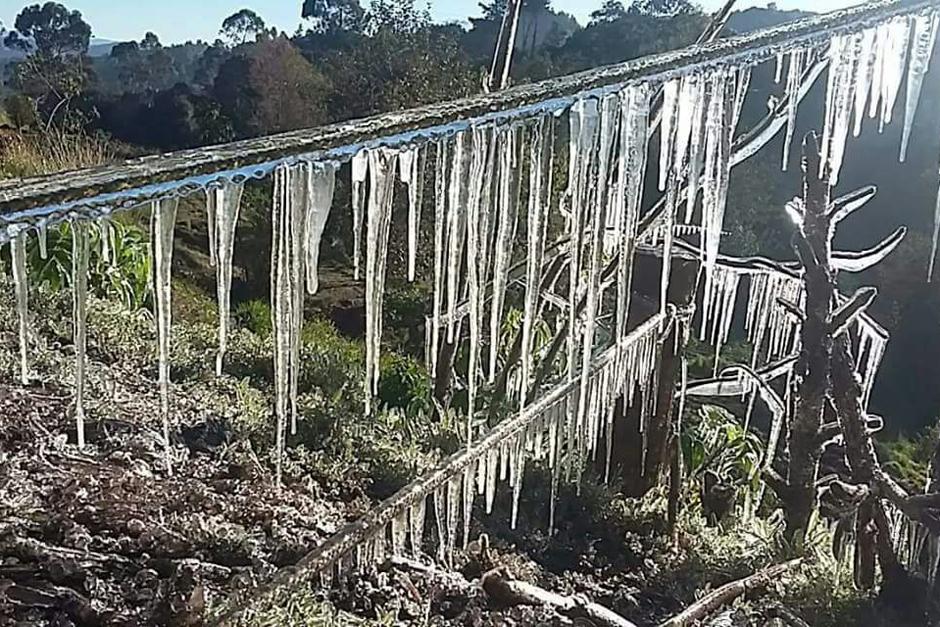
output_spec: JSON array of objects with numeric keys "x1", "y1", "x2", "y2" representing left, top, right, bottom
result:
[
  {"x1": 431, "y1": 140, "x2": 449, "y2": 375},
  {"x1": 901, "y1": 10, "x2": 940, "y2": 162},
  {"x1": 488, "y1": 126, "x2": 519, "y2": 382},
  {"x1": 272, "y1": 166, "x2": 292, "y2": 487},
  {"x1": 209, "y1": 181, "x2": 245, "y2": 377},
  {"x1": 11, "y1": 232, "x2": 29, "y2": 385},
  {"x1": 72, "y1": 221, "x2": 89, "y2": 450},
  {"x1": 521, "y1": 115, "x2": 553, "y2": 409},
  {"x1": 466, "y1": 126, "x2": 493, "y2": 445},
  {"x1": 352, "y1": 150, "x2": 368, "y2": 281},
  {"x1": 365, "y1": 149, "x2": 398, "y2": 413},
  {"x1": 151, "y1": 198, "x2": 179, "y2": 475},
  {"x1": 304, "y1": 163, "x2": 338, "y2": 295},
  {"x1": 289, "y1": 164, "x2": 310, "y2": 437}
]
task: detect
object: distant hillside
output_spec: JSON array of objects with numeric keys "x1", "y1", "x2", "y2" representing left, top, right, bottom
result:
[
  {"x1": 726, "y1": 5, "x2": 815, "y2": 34},
  {"x1": 0, "y1": 37, "x2": 116, "y2": 60},
  {"x1": 89, "y1": 38, "x2": 118, "y2": 57}
]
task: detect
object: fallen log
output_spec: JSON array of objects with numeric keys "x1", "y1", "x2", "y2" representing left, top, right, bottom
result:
[
  {"x1": 386, "y1": 558, "x2": 639, "y2": 627},
  {"x1": 481, "y1": 566, "x2": 639, "y2": 627},
  {"x1": 658, "y1": 558, "x2": 803, "y2": 627}
]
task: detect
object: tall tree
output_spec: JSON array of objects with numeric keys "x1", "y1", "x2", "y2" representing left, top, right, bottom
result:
[
  {"x1": 629, "y1": 0, "x2": 698, "y2": 17},
  {"x1": 302, "y1": 0, "x2": 364, "y2": 34},
  {"x1": 214, "y1": 36, "x2": 330, "y2": 137},
  {"x1": 591, "y1": 0, "x2": 627, "y2": 24},
  {"x1": 220, "y1": 9, "x2": 267, "y2": 46},
  {"x1": 3, "y1": 2, "x2": 93, "y2": 127}
]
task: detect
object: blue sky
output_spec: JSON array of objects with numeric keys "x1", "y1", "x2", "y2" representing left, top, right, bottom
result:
[{"x1": 2, "y1": 0, "x2": 859, "y2": 44}]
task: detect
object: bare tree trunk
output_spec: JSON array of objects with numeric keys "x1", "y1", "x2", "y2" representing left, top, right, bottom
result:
[{"x1": 783, "y1": 133, "x2": 833, "y2": 542}]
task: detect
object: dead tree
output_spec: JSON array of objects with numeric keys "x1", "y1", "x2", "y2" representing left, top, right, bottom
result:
[
  {"x1": 772, "y1": 133, "x2": 940, "y2": 602},
  {"x1": 774, "y1": 132, "x2": 835, "y2": 542}
]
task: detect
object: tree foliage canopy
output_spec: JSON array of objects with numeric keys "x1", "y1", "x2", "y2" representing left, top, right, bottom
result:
[
  {"x1": 3, "y1": 2, "x2": 91, "y2": 57},
  {"x1": 220, "y1": 9, "x2": 268, "y2": 46}
]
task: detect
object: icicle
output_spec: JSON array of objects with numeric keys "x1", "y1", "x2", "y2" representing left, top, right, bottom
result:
[
  {"x1": 399, "y1": 147, "x2": 425, "y2": 282},
  {"x1": 929, "y1": 164, "x2": 940, "y2": 282},
  {"x1": 71, "y1": 222, "x2": 89, "y2": 449},
  {"x1": 304, "y1": 163, "x2": 337, "y2": 295},
  {"x1": 774, "y1": 52, "x2": 784, "y2": 84},
  {"x1": 901, "y1": 11, "x2": 939, "y2": 162},
  {"x1": 782, "y1": 48, "x2": 804, "y2": 170},
  {"x1": 208, "y1": 181, "x2": 245, "y2": 377},
  {"x1": 616, "y1": 84, "x2": 650, "y2": 343},
  {"x1": 37, "y1": 223, "x2": 48, "y2": 260},
  {"x1": 151, "y1": 198, "x2": 179, "y2": 475},
  {"x1": 271, "y1": 165, "x2": 308, "y2": 484},
  {"x1": 446, "y1": 477, "x2": 460, "y2": 563},
  {"x1": 433, "y1": 487, "x2": 446, "y2": 562},
  {"x1": 821, "y1": 34, "x2": 861, "y2": 185},
  {"x1": 520, "y1": 115, "x2": 553, "y2": 409},
  {"x1": 659, "y1": 79, "x2": 679, "y2": 192},
  {"x1": 701, "y1": 68, "x2": 746, "y2": 282},
  {"x1": 289, "y1": 166, "x2": 309, "y2": 437},
  {"x1": 446, "y1": 132, "x2": 469, "y2": 344},
  {"x1": 576, "y1": 94, "x2": 619, "y2": 457},
  {"x1": 466, "y1": 127, "x2": 494, "y2": 444},
  {"x1": 97, "y1": 218, "x2": 111, "y2": 265},
  {"x1": 511, "y1": 438, "x2": 525, "y2": 529},
  {"x1": 488, "y1": 127, "x2": 519, "y2": 382},
  {"x1": 410, "y1": 497, "x2": 426, "y2": 557},
  {"x1": 485, "y1": 448, "x2": 498, "y2": 514},
  {"x1": 11, "y1": 233, "x2": 29, "y2": 385},
  {"x1": 684, "y1": 77, "x2": 707, "y2": 224},
  {"x1": 566, "y1": 97, "x2": 599, "y2": 441},
  {"x1": 430, "y1": 141, "x2": 449, "y2": 375},
  {"x1": 462, "y1": 468, "x2": 473, "y2": 549},
  {"x1": 364, "y1": 150, "x2": 398, "y2": 413},
  {"x1": 875, "y1": 17, "x2": 912, "y2": 131},
  {"x1": 352, "y1": 150, "x2": 368, "y2": 281},
  {"x1": 853, "y1": 30, "x2": 877, "y2": 138}
]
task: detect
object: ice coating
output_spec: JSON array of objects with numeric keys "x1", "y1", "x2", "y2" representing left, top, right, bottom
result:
[
  {"x1": 11, "y1": 232, "x2": 29, "y2": 385},
  {"x1": 151, "y1": 198, "x2": 179, "y2": 474},
  {"x1": 207, "y1": 181, "x2": 245, "y2": 376}
]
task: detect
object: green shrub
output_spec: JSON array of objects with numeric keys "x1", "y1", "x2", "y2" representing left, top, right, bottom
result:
[
  {"x1": 234, "y1": 299, "x2": 273, "y2": 337},
  {"x1": 25, "y1": 220, "x2": 152, "y2": 312},
  {"x1": 377, "y1": 352, "x2": 431, "y2": 416}
]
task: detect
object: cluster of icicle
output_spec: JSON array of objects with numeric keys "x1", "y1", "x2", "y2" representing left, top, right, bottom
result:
[
  {"x1": 658, "y1": 64, "x2": 748, "y2": 274},
  {"x1": 885, "y1": 501, "x2": 940, "y2": 587},
  {"x1": 853, "y1": 309, "x2": 888, "y2": 408},
  {"x1": 267, "y1": 161, "x2": 338, "y2": 484},
  {"x1": 305, "y1": 311, "x2": 667, "y2": 586},
  {"x1": 815, "y1": 9, "x2": 939, "y2": 185},
  {"x1": 696, "y1": 265, "x2": 803, "y2": 373}
]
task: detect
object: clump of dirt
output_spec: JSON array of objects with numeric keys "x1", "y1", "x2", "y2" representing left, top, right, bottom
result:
[{"x1": 0, "y1": 383, "x2": 357, "y2": 626}]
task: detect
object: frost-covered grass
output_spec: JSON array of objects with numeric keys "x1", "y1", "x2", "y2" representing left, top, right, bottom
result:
[{"x1": 0, "y1": 273, "x2": 455, "y2": 499}]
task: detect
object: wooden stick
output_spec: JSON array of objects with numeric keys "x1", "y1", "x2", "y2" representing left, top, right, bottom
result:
[{"x1": 658, "y1": 558, "x2": 803, "y2": 627}]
